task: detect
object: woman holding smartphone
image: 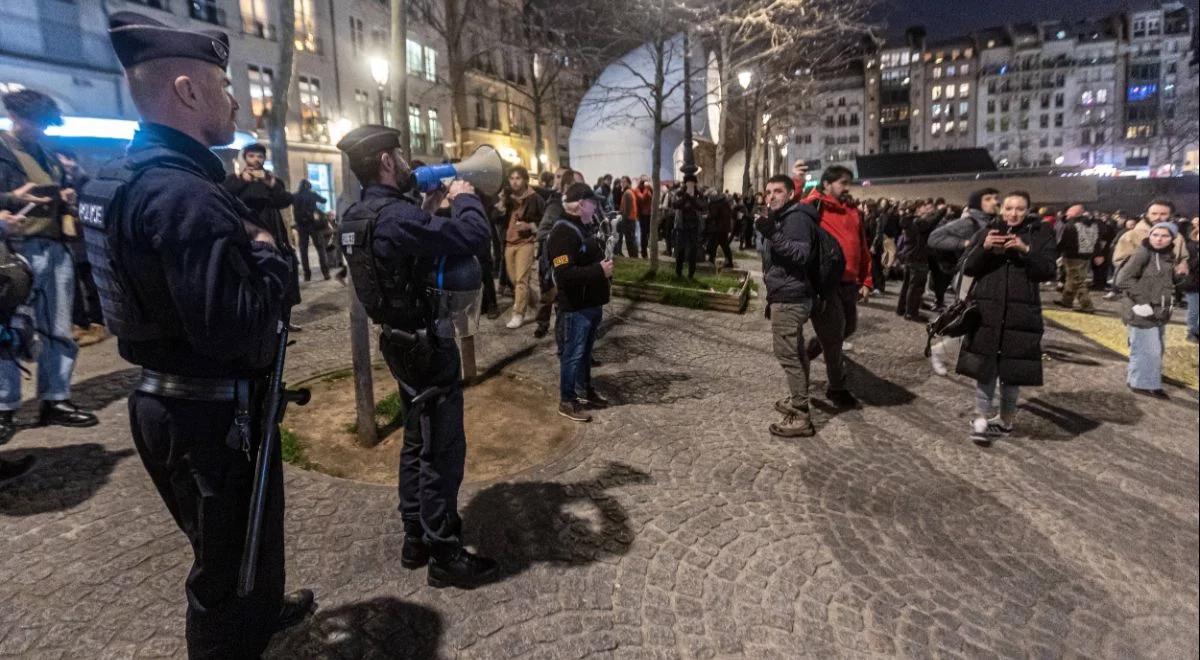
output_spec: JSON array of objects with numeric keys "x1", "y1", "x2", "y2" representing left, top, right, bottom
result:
[{"x1": 956, "y1": 191, "x2": 1058, "y2": 444}]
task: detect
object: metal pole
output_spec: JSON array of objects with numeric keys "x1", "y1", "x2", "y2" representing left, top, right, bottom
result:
[
  {"x1": 377, "y1": 86, "x2": 386, "y2": 125},
  {"x1": 680, "y1": 28, "x2": 696, "y2": 177}
]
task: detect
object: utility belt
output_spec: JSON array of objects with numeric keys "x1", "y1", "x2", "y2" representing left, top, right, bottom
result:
[{"x1": 136, "y1": 368, "x2": 258, "y2": 456}]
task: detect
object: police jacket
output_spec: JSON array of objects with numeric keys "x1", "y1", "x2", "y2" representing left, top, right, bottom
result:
[
  {"x1": 99, "y1": 123, "x2": 293, "y2": 377},
  {"x1": 547, "y1": 213, "x2": 609, "y2": 312},
  {"x1": 366, "y1": 183, "x2": 491, "y2": 277},
  {"x1": 760, "y1": 201, "x2": 817, "y2": 304}
]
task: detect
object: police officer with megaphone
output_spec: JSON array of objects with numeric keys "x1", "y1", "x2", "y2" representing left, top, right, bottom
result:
[{"x1": 336, "y1": 125, "x2": 499, "y2": 589}]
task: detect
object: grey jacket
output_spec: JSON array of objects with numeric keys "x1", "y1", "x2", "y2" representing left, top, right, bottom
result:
[
  {"x1": 929, "y1": 208, "x2": 992, "y2": 255},
  {"x1": 1114, "y1": 244, "x2": 1179, "y2": 328}
]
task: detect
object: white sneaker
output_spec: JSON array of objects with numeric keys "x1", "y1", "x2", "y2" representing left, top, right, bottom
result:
[
  {"x1": 505, "y1": 314, "x2": 524, "y2": 329},
  {"x1": 986, "y1": 416, "x2": 1013, "y2": 435},
  {"x1": 842, "y1": 341, "x2": 854, "y2": 352},
  {"x1": 929, "y1": 342, "x2": 948, "y2": 377},
  {"x1": 969, "y1": 417, "x2": 991, "y2": 442}
]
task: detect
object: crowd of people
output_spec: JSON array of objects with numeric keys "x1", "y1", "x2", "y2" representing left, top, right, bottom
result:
[{"x1": 756, "y1": 160, "x2": 1198, "y2": 443}]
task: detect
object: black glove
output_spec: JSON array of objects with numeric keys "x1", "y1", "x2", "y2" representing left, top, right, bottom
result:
[{"x1": 754, "y1": 214, "x2": 774, "y2": 237}]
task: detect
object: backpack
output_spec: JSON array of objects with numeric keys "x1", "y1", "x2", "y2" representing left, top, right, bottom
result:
[
  {"x1": 0, "y1": 241, "x2": 32, "y2": 322},
  {"x1": 806, "y1": 199, "x2": 846, "y2": 299}
]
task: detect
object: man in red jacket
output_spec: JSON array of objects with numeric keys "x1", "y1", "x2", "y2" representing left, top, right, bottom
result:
[{"x1": 802, "y1": 165, "x2": 872, "y2": 408}]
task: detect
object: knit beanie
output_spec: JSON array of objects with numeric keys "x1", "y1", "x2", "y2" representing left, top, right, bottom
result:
[{"x1": 1151, "y1": 221, "x2": 1179, "y2": 239}]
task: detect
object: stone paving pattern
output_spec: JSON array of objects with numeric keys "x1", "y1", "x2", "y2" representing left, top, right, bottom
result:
[{"x1": 1, "y1": 276, "x2": 1198, "y2": 659}]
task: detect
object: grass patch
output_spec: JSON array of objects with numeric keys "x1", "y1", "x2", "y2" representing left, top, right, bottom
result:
[
  {"x1": 343, "y1": 391, "x2": 406, "y2": 436},
  {"x1": 280, "y1": 427, "x2": 316, "y2": 470},
  {"x1": 612, "y1": 258, "x2": 744, "y2": 292}
]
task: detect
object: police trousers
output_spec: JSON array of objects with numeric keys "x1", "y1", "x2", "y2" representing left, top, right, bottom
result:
[
  {"x1": 128, "y1": 391, "x2": 285, "y2": 660},
  {"x1": 380, "y1": 336, "x2": 466, "y2": 554}
]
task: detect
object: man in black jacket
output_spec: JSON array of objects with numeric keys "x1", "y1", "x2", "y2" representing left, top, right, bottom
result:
[
  {"x1": 547, "y1": 183, "x2": 613, "y2": 423},
  {"x1": 292, "y1": 179, "x2": 330, "y2": 281},
  {"x1": 896, "y1": 199, "x2": 937, "y2": 321},
  {"x1": 672, "y1": 174, "x2": 705, "y2": 279},
  {"x1": 757, "y1": 175, "x2": 817, "y2": 438},
  {"x1": 223, "y1": 143, "x2": 300, "y2": 311}
]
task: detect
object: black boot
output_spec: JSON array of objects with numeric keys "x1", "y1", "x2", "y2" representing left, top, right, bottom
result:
[
  {"x1": 273, "y1": 589, "x2": 316, "y2": 632},
  {"x1": 38, "y1": 401, "x2": 99, "y2": 428},
  {"x1": 401, "y1": 522, "x2": 430, "y2": 569},
  {"x1": 427, "y1": 547, "x2": 499, "y2": 589},
  {"x1": 0, "y1": 411, "x2": 15, "y2": 446}
]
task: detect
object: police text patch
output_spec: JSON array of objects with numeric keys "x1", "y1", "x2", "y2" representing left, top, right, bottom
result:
[{"x1": 553, "y1": 255, "x2": 570, "y2": 267}]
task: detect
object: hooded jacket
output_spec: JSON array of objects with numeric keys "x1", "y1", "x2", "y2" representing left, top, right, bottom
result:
[
  {"x1": 1113, "y1": 240, "x2": 1180, "y2": 328},
  {"x1": 1113, "y1": 218, "x2": 1186, "y2": 266}
]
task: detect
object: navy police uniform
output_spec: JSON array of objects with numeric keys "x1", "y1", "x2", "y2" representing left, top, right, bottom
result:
[
  {"x1": 336, "y1": 125, "x2": 499, "y2": 587},
  {"x1": 80, "y1": 12, "x2": 305, "y2": 658}
]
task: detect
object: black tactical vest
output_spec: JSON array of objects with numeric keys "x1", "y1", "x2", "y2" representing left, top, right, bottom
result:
[
  {"x1": 338, "y1": 196, "x2": 429, "y2": 331},
  {"x1": 77, "y1": 148, "x2": 188, "y2": 342}
]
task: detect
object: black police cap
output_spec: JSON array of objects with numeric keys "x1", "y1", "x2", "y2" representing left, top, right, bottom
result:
[
  {"x1": 109, "y1": 11, "x2": 230, "y2": 70},
  {"x1": 335, "y1": 125, "x2": 403, "y2": 161}
]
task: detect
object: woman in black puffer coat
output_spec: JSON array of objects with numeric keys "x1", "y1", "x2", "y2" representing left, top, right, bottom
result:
[{"x1": 956, "y1": 191, "x2": 1058, "y2": 443}]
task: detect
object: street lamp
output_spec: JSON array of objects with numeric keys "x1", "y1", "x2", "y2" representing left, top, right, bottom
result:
[
  {"x1": 369, "y1": 56, "x2": 390, "y2": 125},
  {"x1": 738, "y1": 70, "x2": 753, "y2": 196}
]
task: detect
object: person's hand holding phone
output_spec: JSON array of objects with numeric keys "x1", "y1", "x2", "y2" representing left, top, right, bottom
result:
[
  {"x1": 983, "y1": 230, "x2": 1008, "y2": 251},
  {"x1": 9, "y1": 182, "x2": 52, "y2": 205}
]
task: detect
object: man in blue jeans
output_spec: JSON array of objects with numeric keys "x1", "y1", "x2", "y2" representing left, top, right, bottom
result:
[
  {"x1": 0, "y1": 89, "x2": 98, "y2": 444},
  {"x1": 546, "y1": 183, "x2": 613, "y2": 422}
]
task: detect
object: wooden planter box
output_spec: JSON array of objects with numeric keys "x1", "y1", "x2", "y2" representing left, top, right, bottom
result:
[{"x1": 610, "y1": 268, "x2": 752, "y2": 314}]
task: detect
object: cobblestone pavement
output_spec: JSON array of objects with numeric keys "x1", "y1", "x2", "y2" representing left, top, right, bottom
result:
[{"x1": 1, "y1": 275, "x2": 1197, "y2": 659}]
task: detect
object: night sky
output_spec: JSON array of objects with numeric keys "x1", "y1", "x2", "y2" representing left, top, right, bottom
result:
[{"x1": 876, "y1": 0, "x2": 1200, "y2": 40}]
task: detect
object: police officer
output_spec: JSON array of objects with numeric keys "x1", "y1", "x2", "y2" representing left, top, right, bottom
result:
[
  {"x1": 336, "y1": 125, "x2": 499, "y2": 589},
  {"x1": 79, "y1": 13, "x2": 313, "y2": 658}
]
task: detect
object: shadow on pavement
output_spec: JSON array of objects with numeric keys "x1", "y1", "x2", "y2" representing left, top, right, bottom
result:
[
  {"x1": 461, "y1": 462, "x2": 651, "y2": 579},
  {"x1": 844, "y1": 357, "x2": 918, "y2": 407},
  {"x1": 591, "y1": 370, "x2": 703, "y2": 406},
  {"x1": 266, "y1": 597, "x2": 442, "y2": 659},
  {"x1": 1018, "y1": 391, "x2": 1143, "y2": 440},
  {"x1": 0, "y1": 443, "x2": 135, "y2": 516}
]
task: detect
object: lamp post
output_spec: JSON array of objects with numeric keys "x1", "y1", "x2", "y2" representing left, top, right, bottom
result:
[
  {"x1": 370, "y1": 56, "x2": 389, "y2": 125},
  {"x1": 737, "y1": 70, "x2": 752, "y2": 197},
  {"x1": 759, "y1": 112, "x2": 771, "y2": 190},
  {"x1": 679, "y1": 28, "x2": 697, "y2": 179}
]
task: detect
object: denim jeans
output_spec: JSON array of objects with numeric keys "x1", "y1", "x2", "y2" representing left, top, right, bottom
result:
[
  {"x1": 975, "y1": 375, "x2": 1020, "y2": 421},
  {"x1": 1187, "y1": 291, "x2": 1199, "y2": 339},
  {"x1": 1127, "y1": 324, "x2": 1166, "y2": 390},
  {"x1": 1, "y1": 238, "x2": 78, "y2": 409},
  {"x1": 559, "y1": 306, "x2": 602, "y2": 402}
]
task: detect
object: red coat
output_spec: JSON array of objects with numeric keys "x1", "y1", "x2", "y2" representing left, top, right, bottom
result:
[
  {"x1": 632, "y1": 185, "x2": 653, "y2": 218},
  {"x1": 803, "y1": 190, "x2": 873, "y2": 289}
]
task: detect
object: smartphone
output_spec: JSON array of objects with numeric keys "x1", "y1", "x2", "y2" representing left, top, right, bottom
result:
[{"x1": 30, "y1": 184, "x2": 59, "y2": 199}]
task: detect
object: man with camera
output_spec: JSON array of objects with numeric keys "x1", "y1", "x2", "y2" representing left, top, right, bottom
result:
[{"x1": 0, "y1": 89, "x2": 98, "y2": 443}]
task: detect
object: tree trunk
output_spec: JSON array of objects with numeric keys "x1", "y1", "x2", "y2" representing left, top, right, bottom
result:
[
  {"x1": 712, "y1": 30, "x2": 731, "y2": 194},
  {"x1": 442, "y1": 0, "x2": 469, "y2": 159},
  {"x1": 391, "y1": 0, "x2": 410, "y2": 161},
  {"x1": 647, "y1": 28, "x2": 667, "y2": 275},
  {"x1": 268, "y1": 0, "x2": 297, "y2": 187}
]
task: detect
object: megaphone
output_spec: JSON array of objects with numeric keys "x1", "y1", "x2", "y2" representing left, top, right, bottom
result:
[{"x1": 411, "y1": 145, "x2": 505, "y2": 196}]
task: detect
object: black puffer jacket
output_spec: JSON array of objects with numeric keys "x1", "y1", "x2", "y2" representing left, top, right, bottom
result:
[
  {"x1": 955, "y1": 217, "x2": 1057, "y2": 386},
  {"x1": 760, "y1": 201, "x2": 817, "y2": 304}
]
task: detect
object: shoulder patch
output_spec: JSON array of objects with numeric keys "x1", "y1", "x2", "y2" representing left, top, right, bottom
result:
[{"x1": 553, "y1": 254, "x2": 570, "y2": 267}]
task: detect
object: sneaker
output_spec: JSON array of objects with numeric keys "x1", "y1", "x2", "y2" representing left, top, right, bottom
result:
[
  {"x1": 825, "y1": 389, "x2": 859, "y2": 409},
  {"x1": 769, "y1": 412, "x2": 815, "y2": 438},
  {"x1": 578, "y1": 390, "x2": 610, "y2": 409},
  {"x1": 985, "y1": 416, "x2": 1013, "y2": 435},
  {"x1": 969, "y1": 417, "x2": 993, "y2": 444},
  {"x1": 841, "y1": 340, "x2": 854, "y2": 352},
  {"x1": 558, "y1": 401, "x2": 592, "y2": 423},
  {"x1": 505, "y1": 314, "x2": 524, "y2": 329},
  {"x1": 1103, "y1": 291, "x2": 1119, "y2": 301},
  {"x1": 929, "y1": 342, "x2": 949, "y2": 377}
]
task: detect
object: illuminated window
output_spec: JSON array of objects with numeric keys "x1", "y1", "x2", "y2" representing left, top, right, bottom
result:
[
  {"x1": 946, "y1": 84, "x2": 956, "y2": 99},
  {"x1": 961, "y1": 63, "x2": 970, "y2": 76},
  {"x1": 241, "y1": 0, "x2": 272, "y2": 38},
  {"x1": 932, "y1": 103, "x2": 942, "y2": 117},
  {"x1": 1097, "y1": 89, "x2": 1108, "y2": 103},
  {"x1": 959, "y1": 83, "x2": 969, "y2": 97},
  {"x1": 932, "y1": 87, "x2": 941, "y2": 100},
  {"x1": 409, "y1": 104, "x2": 426, "y2": 153},
  {"x1": 931, "y1": 122, "x2": 941, "y2": 135},
  {"x1": 294, "y1": 0, "x2": 318, "y2": 52},
  {"x1": 247, "y1": 64, "x2": 274, "y2": 126},
  {"x1": 297, "y1": 75, "x2": 323, "y2": 141},
  {"x1": 1081, "y1": 90, "x2": 1094, "y2": 106}
]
